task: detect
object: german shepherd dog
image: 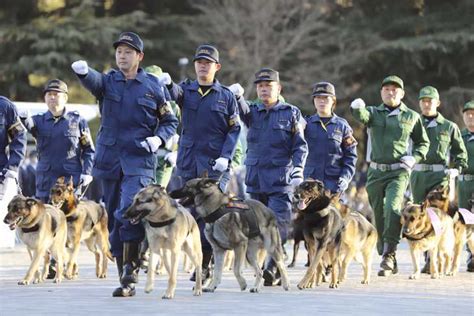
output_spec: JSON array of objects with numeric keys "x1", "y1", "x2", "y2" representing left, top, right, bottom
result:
[
  {"x1": 425, "y1": 186, "x2": 474, "y2": 275},
  {"x1": 170, "y1": 175, "x2": 290, "y2": 293},
  {"x1": 293, "y1": 179, "x2": 344, "y2": 289},
  {"x1": 401, "y1": 202, "x2": 454, "y2": 279},
  {"x1": 287, "y1": 211, "x2": 309, "y2": 268},
  {"x1": 49, "y1": 176, "x2": 112, "y2": 279},
  {"x1": 3, "y1": 195, "x2": 67, "y2": 285},
  {"x1": 123, "y1": 184, "x2": 203, "y2": 299}
]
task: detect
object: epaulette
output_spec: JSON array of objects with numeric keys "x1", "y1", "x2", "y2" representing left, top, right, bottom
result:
[
  {"x1": 180, "y1": 78, "x2": 192, "y2": 85},
  {"x1": 107, "y1": 69, "x2": 117, "y2": 75},
  {"x1": 67, "y1": 110, "x2": 80, "y2": 117}
]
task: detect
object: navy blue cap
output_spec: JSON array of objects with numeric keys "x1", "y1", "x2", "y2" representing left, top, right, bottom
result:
[
  {"x1": 113, "y1": 32, "x2": 144, "y2": 53},
  {"x1": 193, "y1": 45, "x2": 219, "y2": 63},
  {"x1": 43, "y1": 79, "x2": 68, "y2": 94},
  {"x1": 312, "y1": 82, "x2": 336, "y2": 97},
  {"x1": 254, "y1": 68, "x2": 279, "y2": 84}
]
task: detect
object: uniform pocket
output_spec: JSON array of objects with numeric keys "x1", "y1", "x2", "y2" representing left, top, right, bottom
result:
[
  {"x1": 271, "y1": 120, "x2": 292, "y2": 147},
  {"x1": 177, "y1": 138, "x2": 194, "y2": 170}
]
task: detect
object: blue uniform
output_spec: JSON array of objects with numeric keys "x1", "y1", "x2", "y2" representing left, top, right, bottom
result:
[
  {"x1": 0, "y1": 96, "x2": 26, "y2": 173},
  {"x1": 168, "y1": 79, "x2": 241, "y2": 181},
  {"x1": 303, "y1": 114, "x2": 357, "y2": 193},
  {"x1": 77, "y1": 68, "x2": 178, "y2": 257},
  {"x1": 239, "y1": 99, "x2": 308, "y2": 241},
  {"x1": 27, "y1": 110, "x2": 95, "y2": 201}
]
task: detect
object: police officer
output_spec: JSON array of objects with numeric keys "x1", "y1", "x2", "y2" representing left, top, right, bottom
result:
[
  {"x1": 24, "y1": 79, "x2": 95, "y2": 202},
  {"x1": 71, "y1": 32, "x2": 178, "y2": 297},
  {"x1": 158, "y1": 45, "x2": 241, "y2": 282},
  {"x1": 410, "y1": 86, "x2": 468, "y2": 273},
  {"x1": 229, "y1": 68, "x2": 308, "y2": 286},
  {"x1": 0, "y1": 96, "x2": 26, "y2": 187},
  {"x1": 460, "y1": 100, "x2": 474, "y2": 272},
  {"x1": 304, "y1": 82, "x2": 357, "y2": 193},
  {"x1": 351, "y1": 75, "x2": 429, "y2": 276}
]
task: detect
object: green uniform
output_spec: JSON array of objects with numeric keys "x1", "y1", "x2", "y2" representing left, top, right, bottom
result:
[
  {"x1": 352, "y1": 102, "x2": 429, "y2": 253},
  {"x1": 155, "y1": 100, "x2": 181, "y2": 187},
  {"x1": 410, "y1": 114, "x2": 467, "y2": 203},
  {"x1": 458, "y1": 129, "x2": 474, "y2": 209}
]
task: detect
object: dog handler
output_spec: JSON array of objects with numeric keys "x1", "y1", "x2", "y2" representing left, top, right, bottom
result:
[
  {"x1": 303, "y1": 82, "x2": 357, "y2": 193},
  {"x1": 72, "y1": 32, "x2": 178, "y2": 297},
  {"x1": 351, "y1": 75, "x2": 429, "y2": 276},
  {"x1": 229, "y1": 68, "x2": 308, "y2": 286}
]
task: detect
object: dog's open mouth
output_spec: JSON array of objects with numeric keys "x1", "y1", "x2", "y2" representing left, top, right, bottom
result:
[
  {"x1": 125, "y1": 210, "x2": 150, "y2": 225},
  {"x1": 8, "y1": 216, "x2": 23, "y2": 230},
  {"x1": 296, "y1": 198, "x2": 311, "y2": 210}
]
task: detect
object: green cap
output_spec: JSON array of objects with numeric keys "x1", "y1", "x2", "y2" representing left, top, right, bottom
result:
[
  {"x1": 463, "y1": 100, "x2": 474, "y2": 112},
  {"x1": 145, "y1": 65, "x2": 163, "y2": 76},
  {"x1": 381, "y1": 75, "x2": 404, "y2": 90},
  {"x1": 418, "y1": 86, "x2": 439, "y2": 100}
]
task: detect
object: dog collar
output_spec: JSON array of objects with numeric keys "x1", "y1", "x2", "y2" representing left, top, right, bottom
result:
[
  {"x1": 148, "y1": 217, "x2": 176, "y2": 228},
  {"x1": 21, "y1": 224, "x2": 40, "y2": 233},
  {"x1": 403, "y1": 226, "x2": 434, "y2": 241},
  {"x1": 66, "y1": 215, "x2": 78, "y2": 223}
]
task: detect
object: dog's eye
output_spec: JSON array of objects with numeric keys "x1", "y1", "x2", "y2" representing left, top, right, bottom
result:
[{"x1": 409, "y1": 217, "x2": 415, "y2": 222}]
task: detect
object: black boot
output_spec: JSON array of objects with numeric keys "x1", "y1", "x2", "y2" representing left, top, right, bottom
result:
[
  {"x1": 467, "y1": 249, "x2": 474, "y2": 272},
  {"x1": 263, "y1": 259, "x2": 281, "y2": 286},
  {"x1": 112, "y1": 242, "x2": 140, "y2": 297},
  {"x1": 421, "y1": 251, "x2": 430, "y2": 274},
  {"x1": 378, "y1": 243, "x2": 398, "y2": 276},
  {"x1": 190, "y1": 248, "x2": 212, "y2": 283},
  {"x1": 46, "y1": 257, "x2": 57, "y2": 279}
]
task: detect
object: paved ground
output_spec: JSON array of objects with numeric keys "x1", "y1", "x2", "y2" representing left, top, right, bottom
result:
[{"x1": 0, "y1": 243, "x2": 473, "y2": 316}]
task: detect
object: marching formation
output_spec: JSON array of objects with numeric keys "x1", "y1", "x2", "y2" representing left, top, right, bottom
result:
[{"x1": 1, "y1": 31, "x2": 473, "y2": 300}]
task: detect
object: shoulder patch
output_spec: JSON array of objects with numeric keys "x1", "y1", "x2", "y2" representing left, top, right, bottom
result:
[{"x1": 342, "y1": 134, "x2": 357, "y2": 147}]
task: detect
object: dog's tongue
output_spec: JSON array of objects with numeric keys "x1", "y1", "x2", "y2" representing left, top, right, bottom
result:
[{"x1": 297, "y1": 201, "x2": 307, "y2": 210}]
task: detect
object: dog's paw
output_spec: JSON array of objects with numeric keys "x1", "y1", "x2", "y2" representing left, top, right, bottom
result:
[
  {"x1": 98, "y1": 273, "x2": 107, "y2": 279},
  {"x1": 240, "y1": 284, "x2": 247, "y2": 291},
  {"x1": 203, "y1": 286, "x2": 216, "y2": 293},
  {"x1": 297, "y1": 280, "x2": 312, "y2": 289},
  {"x1": 431, "y1": 273, "x2": 440, "y2": 279},
  {"x1": 361, "y1": 279, "x2": 369, "y2": 285},
  {"x1": 445, "y1": 271, "x2": 454, "y2": 277},
  {"x1": 18, "y1": 280, "x2": 29, "y2": 285},
  {"x1": 162, "y1": 292, "x2": 175, "y2": 299},
  {"x1": 409, "y1": 273, "x2": 420, "y2": 280},
  {"x1": 53, "y1": 277, "x2": 62, "y2": 284},
  {"x1": 250, "y1": 287, "x2": 259, "y2": 293},
  {"x1": 287, "y1": 263, "x2": 295, "y2": 268},
  {"x1": 144, "y1": 286, "x2": 154, "y2": 294},
  {"x1": 329, "y1": 282, "x2": 339, "y2": 289},
  {"x1": 193, "y1": 288, "x2": 202, "y2": 296},
  {"x1": 283, "y1": 284, "x2": 290, "y2": 291}
]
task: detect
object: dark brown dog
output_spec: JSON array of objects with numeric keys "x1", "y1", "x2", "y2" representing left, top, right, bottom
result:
[{"x1": 50, "y1": 176, "x2": 113, "y2": 279}]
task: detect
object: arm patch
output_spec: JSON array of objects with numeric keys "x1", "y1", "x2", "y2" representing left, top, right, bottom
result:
[
  {"x1": 158, "y1": 102, "x2": 172, "y2": 118},
  {"x1": 7, "y1": 120, "x2": 25, "y2": 139},
  {"x1": 343, "y1": 135, "x2": 357, "y2": 148}
]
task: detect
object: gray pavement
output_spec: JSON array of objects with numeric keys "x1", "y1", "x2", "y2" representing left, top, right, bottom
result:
[{"x1": 0, "y1": 243, "x2": 473, "y2": 316}]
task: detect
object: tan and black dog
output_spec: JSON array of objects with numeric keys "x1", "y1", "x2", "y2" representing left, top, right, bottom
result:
[
  {"x1": 425, "y1": 186, "x2": 474, "y2": 275},
  {"x1": 170, "y1": 175, "x2": 290, "y2": 293},
  {"x1": 401, "y1": 202, "x2": 454, "y2": 279},
  {"x1": 3, "y1": 195, "x2": 67, "y2": 285},
  {"x1": 123, "y1": 184, "x2": 203, "y2": 299},
  {"x1": 293, "y1": 179, "x2": 345, "y2": 289},
  {"x1": 49, "y1": 176, "x2": 112, "y2": 279}
]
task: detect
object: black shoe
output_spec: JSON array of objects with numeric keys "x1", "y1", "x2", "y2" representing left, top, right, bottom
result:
[
  {"x1": 378, "y1": 243, "x2": 398, "y2": 276},
  {"x1": 112, "y1": 284, "x2": 136, "y2": 297},
  {"x1": 121, "y1": 242, "x2": 140, "y2": 286},
  {"x1": 46, "y1": 258, "x2": 57, "y2": 279},
  {"x1": 189, "y1": 268, "x2": 211, "y2": 283},
  {"x1": 263, "y1": 261, "x2": 281, "y2": 287},
  {"x1": 421, "y1": 259, "x2": 430, "y2": 274}
]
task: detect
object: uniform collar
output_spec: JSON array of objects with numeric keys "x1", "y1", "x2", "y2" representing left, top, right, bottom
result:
[
  {"x1": 257, "y1": 101, "x2": 290, "y2": 112},
  {"x1": 308, "y1": 113, "x2": 338, "y2": 124},
  {"x1": 113, "y1": 68, "x2": 146, "y2": 83},
  {"x1": 189, "y1": 79, "x2": 222, "y2": 92},
  {"x1": 462, "y1": 128, "x2": 474, "y2": 141},
  {"x1": 376, "y1": 102, "x2": 408, "y2": 115},
  {"x1": 424, "y1": 113, "x2": 445, "y2": 128},
  {"x1": 45, "y1": 108, "x2": 67, "y2": 121}
]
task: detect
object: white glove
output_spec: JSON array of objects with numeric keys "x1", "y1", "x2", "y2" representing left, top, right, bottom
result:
[
  {"x1": 164, "y1": 151, "x2": 178, "y2": 167},
  {"x1": 229, "y1": 83, "x2": 244, "y2": 98},
  {"x1": 350, "y1": 98, "x2": 366, "y2": 109},
  {"x1": 290, "y1": 167, "x2": 304, "y2": 187},
  {"x1": 80, "y1": 174, "x2": 93, "y2": 186},
  {"x1": 400, "y1": 155, "x2": 416, "y2": 171},
  {"x1": 140, "y1": 136, "x2": 162, "y2": 153},
  {"x1": 212, "y1": 157, "x2": 229, "y2": 172},
  {"x1": 158, "y1": 73, "x2": 172, "y2": 85},
  {"x1": 164, "y1": 134, "x2": 179, "y2": 151},
  {"x1": 445, "y1": 168, "x2": 459, "y2": 178},
  {"x1": 71, "y1": 60, "x2": 89, "y2": 75},
  {"x1": 3, "y1": 169, "x2": 18, "y2": 181},
  {"x1": 337, "y1": 178, "x2": 349, "y2": 192}
]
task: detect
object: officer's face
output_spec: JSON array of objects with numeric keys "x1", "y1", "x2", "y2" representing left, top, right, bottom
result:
[
  {"x1": 256, "y1": 81, "x2": 281, "y2": 106},
  {"x1": 419, "y1": 97, "x2": 440, "y2": 116},
  {"x1": 313, "y1": 95, "x2": 335, "y2": 117},
  {"x1": 194, "y1": 59, "x2": 221, "y2": 82},
  {"x1": 44, "y1": 91, "x2": 67, "y2": 115},
  {"x1": 115, "y1": 44, "x2": 143, "y2": 73},
  {"x1": 380, "y1": 84, "x2": 404, "y2": 107},
  {"x1": 463, "y1": 109, "x2": 474, "y2": 131}
]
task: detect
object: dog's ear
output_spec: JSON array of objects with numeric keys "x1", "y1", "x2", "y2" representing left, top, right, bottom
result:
[
  {"x1": 56, "y1": 176, "x2": 66, "y2": 185},
  {"x1": 200, "y1": 170, "x2": 209, "y2": 179},
  {"x1": 67, "y1": 176, "x2": 74, "y2": 189},
  {"x1": 201, "y1": 178, "x2": 218, "y2": 188},
  {"x1": 25, "y1": 198, "x2": 37, "y2": 207},
  {"x1": 420, "y1": 200, "x2": 429, "y2": 213}
]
